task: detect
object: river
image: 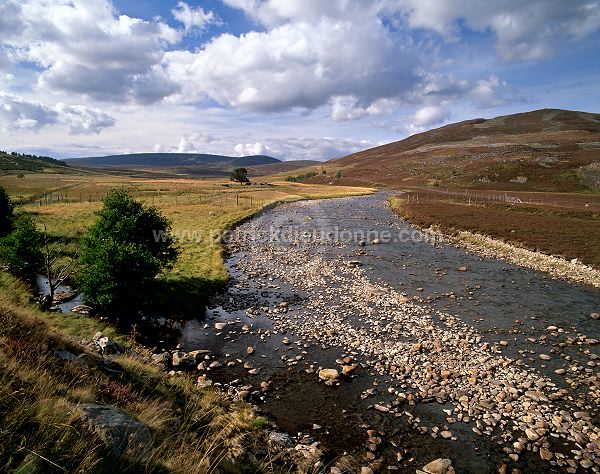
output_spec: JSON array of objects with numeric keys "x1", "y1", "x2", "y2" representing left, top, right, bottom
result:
[{"x1": 180, "y1": 193, "x2": 600, "y2": 473}]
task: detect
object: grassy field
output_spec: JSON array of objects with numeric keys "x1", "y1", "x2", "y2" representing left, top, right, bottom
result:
[
  {"x1": 390, "y1": 190, "x2": 600, "y2": 268},
  {"x1": 1, "y1": 171, "x2": 373, "y2": 313}
]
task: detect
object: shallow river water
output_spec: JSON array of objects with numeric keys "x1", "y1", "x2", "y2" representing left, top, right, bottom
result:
[{"x1": 180, "y1": 193, "x2": 600, "y2": 473}]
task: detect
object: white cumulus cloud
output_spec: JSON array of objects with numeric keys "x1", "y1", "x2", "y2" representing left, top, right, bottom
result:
[
  {"x1": 234, "y1": 142, "x2": 266, "y2": 156},
  {"x1": 397, "y1": 0, "x2": 600, "y2": 61},
  {"x1": 172, "y1": 2, "x2": 220, "y2": 34},
  {"x1": 0, "y1": 92, "x2": 115, "y2": 134},
  {"x1": 412, "y1": 105, "x2": 450, "y2": 127},
  {"x1": 2, "y1": 0, "x2": 181, "y2": 103},
  {"x1": 164, "y1": 15, "x2": 418, "y2": 116}
]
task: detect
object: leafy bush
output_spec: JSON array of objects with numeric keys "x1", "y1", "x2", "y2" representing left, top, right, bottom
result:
[
  {"x1": 77, "y1": 190, "x2": 178, "y2": 321},
  {"x1": 0, "y1": 212, "x2": 43, "y2": 275}
]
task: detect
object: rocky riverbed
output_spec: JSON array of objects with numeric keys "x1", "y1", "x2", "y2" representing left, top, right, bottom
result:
[{"x1": 176, "y1": 193, "x2": 600, "y2": 473}]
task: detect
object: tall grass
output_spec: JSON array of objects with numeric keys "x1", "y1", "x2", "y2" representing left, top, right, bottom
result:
[{"x1": 0, "y1": 271, "x2": 264, "y2": 473}]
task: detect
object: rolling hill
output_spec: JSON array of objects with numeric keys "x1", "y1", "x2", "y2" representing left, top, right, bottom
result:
[
  {"x1": 64, "y1": 152, "x2": 320, "y2": 178},
  {"x1": 0, "y1": 151, "x2": 69, "y2": 173},
  {"x1": 309, "y1": 109, "x2": 600, "y2": 192}
]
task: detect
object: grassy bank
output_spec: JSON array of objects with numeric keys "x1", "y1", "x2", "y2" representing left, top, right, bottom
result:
[
  {"x1": 390, "y1": 191, "x2": 600, "y2": 268},
  {"x1": 0, "y1": 270, "x2": 262, "y2": 472}
]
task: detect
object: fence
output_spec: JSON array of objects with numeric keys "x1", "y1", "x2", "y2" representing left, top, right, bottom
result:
[
  {"x1": 400, "y1": 188, "x2": 596, "y2": 210},
  {"x1": 19, "y1": 189, "x2": 268, "y2": 209}
]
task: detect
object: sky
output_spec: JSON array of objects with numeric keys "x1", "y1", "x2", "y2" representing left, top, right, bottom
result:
[{"x1": 1, "y1": 0, "x2": 600, "y2": 161}]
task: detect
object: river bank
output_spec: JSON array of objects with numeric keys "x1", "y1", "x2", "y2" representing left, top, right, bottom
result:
[
  {"x1": 388, "y1": 192, "x2": 600, "y2": 284},
  {"x1": 450, "y1": 230, "x2": 600, "y2": 288},
  {"x1": 388, "y1": 196, "x2": 600, "y2": 288}
]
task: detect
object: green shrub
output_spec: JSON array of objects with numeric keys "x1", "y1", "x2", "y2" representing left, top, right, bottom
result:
[
  {"x1": 285, "y1": 171, "x2": 318, "y2": 182},
  {"x1": 77, "y1": 189, "x2": 178, "y2": 321},
  {"x1": 0, "y1": 212, "x2": 43, "y2": 276}
]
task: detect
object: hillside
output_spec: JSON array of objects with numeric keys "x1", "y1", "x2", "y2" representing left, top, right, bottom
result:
[
  {"x1": 246, "y1": 159, "x2": 321, "y2": 176},
  {"x1": 313, "y1": 109, "x2": 600, "y2": 192},
  {"x1": 0, "y1": 151, "x2": 69, "y2": 173}
]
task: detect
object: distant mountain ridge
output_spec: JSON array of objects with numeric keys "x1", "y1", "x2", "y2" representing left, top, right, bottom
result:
[{"x1": 66, "y1": 153, "x2": 280, "y2": 168}]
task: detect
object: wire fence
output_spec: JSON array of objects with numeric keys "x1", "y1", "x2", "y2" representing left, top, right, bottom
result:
[
  {"x1": 22, "y1": 189, "x2": 270, "y2": 209},
  {"x1": 400, "y1": 188, "x2": 599, "y2": 211}
]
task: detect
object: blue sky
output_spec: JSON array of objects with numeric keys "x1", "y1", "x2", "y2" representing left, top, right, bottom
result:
[{"x1": 1, "y1": 0, "x2": 599, "y2": 160}]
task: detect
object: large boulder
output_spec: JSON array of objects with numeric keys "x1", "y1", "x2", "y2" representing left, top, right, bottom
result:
[
  {"x1": 75, "y1": 404, "x2": 152, "y2": 458},
  {"x1": 318, "y1": 369, "x2": 339, "y2": 384},
  {"x1": 418, "y1": 458, "x2": 456, "y2": 474},
  {"x1": 172, "y1": 349, "x2": 210, "y2": 367}
]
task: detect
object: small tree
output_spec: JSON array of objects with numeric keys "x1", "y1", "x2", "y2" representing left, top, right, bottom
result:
[
  {"x1": 0, "y1": 186, "x2": 14, "y2": 237},
  {"x1": 0, "y1": 212, "x2": 43, "y2": 276},
  {"x1": 230, "y1": 167, "x2": 249, "y2": 183},
  {"x1": 40, "y1": 225, "x2": 78, "y2": 309},
  {"x1": 77, "y1": 189, "x2": 178, "y2": 321}
]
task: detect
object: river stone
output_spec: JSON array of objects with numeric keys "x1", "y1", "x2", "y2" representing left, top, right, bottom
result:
[
  {"x1": 318, "y1": 369, "x2": 339, "y2": 383},
  {"x1": 75, "y1": 404, "x2": 152, "y2": 458},
  {"x1": 214, "y1": 322, "x2": 226, "y2": 330},
  {"x1": 591, "y1": 313, "x2": 600, "y2": 320},
  {"x1": 71, "y1": 304, "x2": 92, "y2": 315},
  {"x1": 268, "y1": 431, "x2": 294, "y2": 448},
  {"x1": 539, "y1": 448, "x2": 553, "y2": 461},
  {"x1": 421, "y1": 458, "x2": 455, "y2": 474},
  {"x1": 88, "y1": 332, "x2": 121, "y2": 355},
  {"x1": 172, "y1": 351, "x2": 188, "y2": 366}
]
